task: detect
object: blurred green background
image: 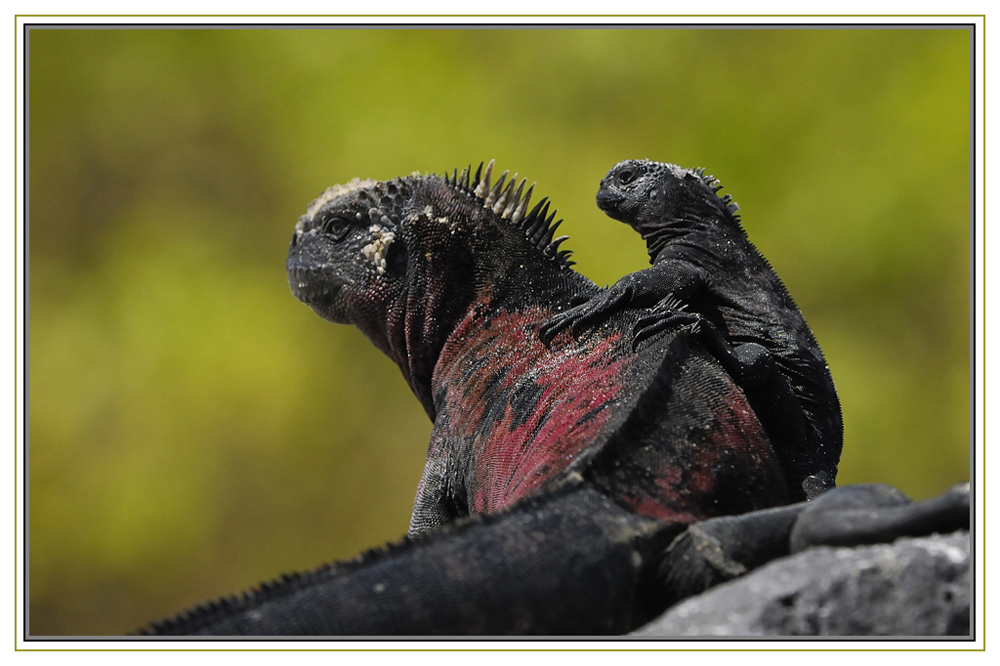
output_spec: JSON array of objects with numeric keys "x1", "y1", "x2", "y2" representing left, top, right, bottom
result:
[{"x1": 28, "y1": 27, "x2": 970, "y2": 636}]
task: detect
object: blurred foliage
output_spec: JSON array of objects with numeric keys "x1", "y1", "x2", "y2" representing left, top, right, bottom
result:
[{"x1": 27, "y1": 28, "x2": 970, "y2": 636}]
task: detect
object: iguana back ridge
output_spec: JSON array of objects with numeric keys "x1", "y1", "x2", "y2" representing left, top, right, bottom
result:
[{"x1": 444, "y1": 159, "x2": 575, "y2": 267}]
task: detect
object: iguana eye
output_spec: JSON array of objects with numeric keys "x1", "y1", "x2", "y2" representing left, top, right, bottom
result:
[
  {"x1": 617, "y1": 168, "x2": 639, "y2": 185},
  {"x1": 323, "y1": 217, "x2": 352, "y2": 241}
]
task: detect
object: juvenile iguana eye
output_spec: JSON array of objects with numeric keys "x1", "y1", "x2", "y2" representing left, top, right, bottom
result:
[
  {"x1": 323, "y1": 217, "x2": 352, "y2": 241},
  {"x1": 617, "y1": 168, "x2": 639, "y2": 185}
]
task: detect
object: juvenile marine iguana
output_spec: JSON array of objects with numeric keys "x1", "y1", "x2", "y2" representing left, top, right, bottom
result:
[
  {"x1": 139, "y1": 162, "x2": 967, "y2": 636},
  {"x1": 540, "y1": 159, "x2": 842, "y2": 501}
]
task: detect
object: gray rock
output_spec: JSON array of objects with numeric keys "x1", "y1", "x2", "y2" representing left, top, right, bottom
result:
[{"x1": 634, "y1": 532, "x2": 970, "y2": 637}]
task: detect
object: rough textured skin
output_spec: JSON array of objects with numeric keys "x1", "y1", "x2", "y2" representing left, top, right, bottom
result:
[
  {"x1": 147, "y1": 485, "x2": 677, "y2": 636},
  {"x1": 540, "y1": 160, "x2": 843, "y2": 501}
]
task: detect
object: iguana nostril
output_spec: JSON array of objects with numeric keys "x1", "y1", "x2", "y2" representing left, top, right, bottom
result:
[{"x1": 595, "y1": 189, "x2": 625, "y2": 209}]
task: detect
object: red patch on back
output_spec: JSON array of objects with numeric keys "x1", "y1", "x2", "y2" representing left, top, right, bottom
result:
[
  {"x1": 433, "y1": 300, "x2": 630, "y2": 513},
  {"x1": 430, "y1": 294, "x2": 785, "y2": 523},
  {"x1": 612, "y1": 381, "x2": 785, "y2": 521}
]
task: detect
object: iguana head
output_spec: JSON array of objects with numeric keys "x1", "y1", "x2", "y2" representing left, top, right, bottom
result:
[
  {"x1": 287, "y1": 161, "x2": 579, "y2": 416},
  {"x1": 287, "y1": 176, "x2": 408, "y2": 326},
  {"x1": 596, "y1": 159, "x2": 741, "y2": 232}
]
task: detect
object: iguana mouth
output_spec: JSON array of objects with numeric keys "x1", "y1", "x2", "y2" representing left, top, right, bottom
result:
[
  {"x1": 287, "y1": 222, "x2": 353, "y2": 307},
  {"x1": 595, "y1": 187, "x2": 625, "y2": 216},
  {"x1": 287, "y1": 265, "x2": 346, "y2": 305}
]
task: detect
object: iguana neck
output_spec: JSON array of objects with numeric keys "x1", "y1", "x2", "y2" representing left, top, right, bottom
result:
[
  {"x1": 360, "y1": 213, "x2": 590, "y2": 421},
  {"x1": 354, "y1": 217, "x2": 480, "y2": 420},
  {"x1": 641, "y1": 210, "x2": 743, "y2": 265}
]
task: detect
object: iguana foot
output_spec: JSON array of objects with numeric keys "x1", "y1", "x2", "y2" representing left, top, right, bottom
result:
[
  {"x1": 539, "y1": 282, "x2": 635, "y2": 346},
  {"x1": 630, "y1": 295, "x2": 700, "y2": 351}
]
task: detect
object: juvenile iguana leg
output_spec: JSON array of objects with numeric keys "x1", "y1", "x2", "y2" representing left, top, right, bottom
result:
[
  {"x1": 630, "y1": 298, "x2": 701, "y2": 350},
  {"x1": 538, "y1": 279, "x2": 639, "y2": 345},
  {"x1": 634, "y1": 303, "x2": 772, "y2": 387},
  {"x1": 538, "y1": 261, "x2": 704, "y2": 346}
]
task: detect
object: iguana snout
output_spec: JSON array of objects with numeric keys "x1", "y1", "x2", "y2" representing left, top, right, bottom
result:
[{"x1": 286, "y1": 180, "x2": 410, "y2": 325}]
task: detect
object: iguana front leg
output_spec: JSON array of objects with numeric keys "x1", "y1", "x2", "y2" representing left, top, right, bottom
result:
[
  {"x1": 409, "y1": 434, "x2": 468, "y2": 536},
  {"x1": 538, "y1": 261, "x2": 703, "y2": 346}
]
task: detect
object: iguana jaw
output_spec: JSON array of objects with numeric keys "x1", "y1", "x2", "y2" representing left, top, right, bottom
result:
[
  {"x1": 595, "y1": 187, "x2": 626, "y2": 218},
  {"x1": 286, "y1": 221, "x2": 387, "y2": 326},
  {"x1": 286, "y1": 236, "x2": 349, "y2": 319}
]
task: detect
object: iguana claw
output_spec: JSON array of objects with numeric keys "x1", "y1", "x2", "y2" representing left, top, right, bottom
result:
[
  {"x1": 539, "y1": 283, "x2": 634, "y2": 346},
  {"x1": 630, "y1": 295, "x2": 699, "y2": 351}
]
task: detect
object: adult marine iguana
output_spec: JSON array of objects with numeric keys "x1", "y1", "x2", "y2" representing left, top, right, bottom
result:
[
  {"x1": 540, "y1": 159, "x2": 842, "y2": 502},
  {"x1": 140, "y1": 162, "x2": 968, "y2": 636}
]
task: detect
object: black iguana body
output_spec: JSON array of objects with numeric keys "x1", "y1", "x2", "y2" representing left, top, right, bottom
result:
[
  {"x1": 540, "y1": 159, "x2": 843, "y2": 501},
  {"x1": 139, "y1": 161, "x2": 966, "y2": 636}
]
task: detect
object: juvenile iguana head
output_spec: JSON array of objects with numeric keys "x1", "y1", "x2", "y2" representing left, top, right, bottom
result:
[
  {"x1": 286, "y1": 161, "x2": 578, "y2": 416},
  {"x1": 596, "y1": 159, "x2": 741, "y2": 232}
]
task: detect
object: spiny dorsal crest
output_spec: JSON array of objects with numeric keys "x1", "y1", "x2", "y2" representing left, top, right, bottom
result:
[
  {"x1": 444, "y1": 159, "x2": 574, "y2": 268},
  {"x1": 692, "y1": 166, "x2": 741, "y2": 219}
]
